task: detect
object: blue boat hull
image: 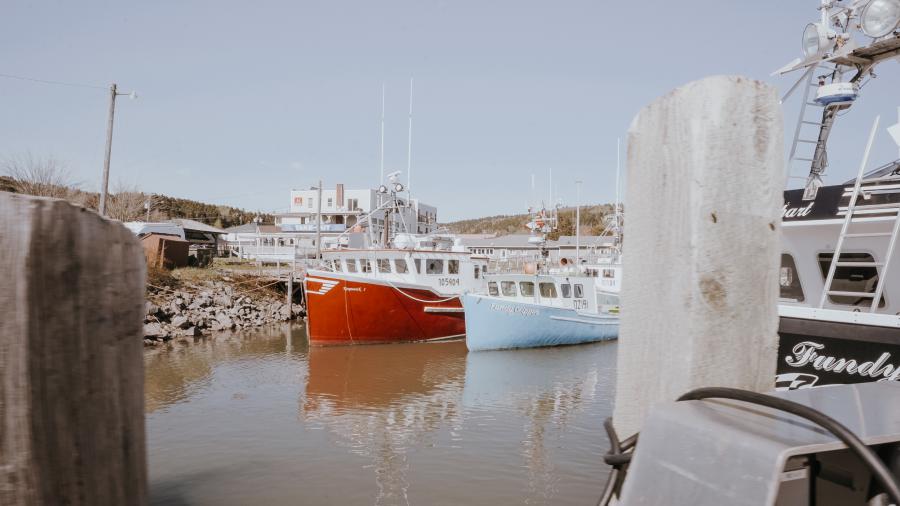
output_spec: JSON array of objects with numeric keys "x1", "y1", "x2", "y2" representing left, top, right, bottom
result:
[{"x1": 462, "y1": 294, "x2": 619, "y2": 351}]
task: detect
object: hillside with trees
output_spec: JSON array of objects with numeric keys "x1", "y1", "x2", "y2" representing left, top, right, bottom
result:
[
  {"x1": 1, "y1": 153, "x2": 272, "y2": 228},
  {"x1": 444, "y1": 203, "x2": 618, "y2": 240}
]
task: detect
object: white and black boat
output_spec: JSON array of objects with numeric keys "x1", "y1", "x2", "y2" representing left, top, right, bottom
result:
[{"x1": 774, "y1": 0, "x2": 900, "y2": 389}]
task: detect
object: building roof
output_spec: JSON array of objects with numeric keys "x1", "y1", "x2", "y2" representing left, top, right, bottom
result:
[
  {"x1": 461, "y1": 234, "x2": 538, "y2": 248},
  {"x1": 555, "y1": 235, "x2": 615, "y2": 247},
  {"x1": 167, "y1": 218, "x2": 226, "y2": 235}
]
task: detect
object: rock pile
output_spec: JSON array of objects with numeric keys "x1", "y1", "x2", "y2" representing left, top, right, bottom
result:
[{"x1": 144, "y1": 282, "x2": 304, "y2": 342}]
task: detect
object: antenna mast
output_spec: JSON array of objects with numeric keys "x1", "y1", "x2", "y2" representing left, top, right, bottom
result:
[
  {"x1": 380, "y1": 83, "x2": 385, "y2": 185},
  {"x1": 407, "y1": 78, "x2": 413, "y2": 202}
]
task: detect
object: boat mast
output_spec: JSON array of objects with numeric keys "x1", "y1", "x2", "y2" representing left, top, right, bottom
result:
[{"x1": 406, "y1": 78, "x2": 413, "y2": 214}]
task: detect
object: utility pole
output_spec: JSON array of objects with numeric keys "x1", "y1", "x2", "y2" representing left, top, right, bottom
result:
[
  {"x1": 98, "y1": 83, "x2": 136, "y2": 216},
  {"x1": 315, "y1": 180, "x2": 323, "y2": 261}
]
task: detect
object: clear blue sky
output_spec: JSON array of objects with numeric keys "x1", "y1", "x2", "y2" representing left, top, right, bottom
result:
[{"x1": 2, "y1": 0, "x2": 898, "y2": 221}]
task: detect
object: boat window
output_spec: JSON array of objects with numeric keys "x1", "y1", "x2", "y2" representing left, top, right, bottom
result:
[
  {"x1": 539, "y1": 282, "x2": 557, "y2": 298},
  {"x1": 561, "y1": 283, "x2": 572, "y2": 298},
  {"x1": 346, "y1": 259, "x2": 358, "y2": 273},
  {"x1": 394, "y1": 259, "x2": 409, "y2": 274},
  {"x1": 426, "y1": 259, "x2": 444, "y2": 274},
  {"x1": 449, "y1": 260, "x2": 459, "y2": 274},
  {"x1": 817, "y1": 252, "x2": 885, "y2": 307},
  {"x1": 331, "y1": 260, "x2": 341, "y2": 272},
  {"x1": 520, "y1": 282, "x2": 534, "y2": 296},
  {"x1": 362, "y1": 259, "x2": 372, "y2": 273},
  {"x1": 574, "y1": 284, "x2": 584, "y2": 298},
  {"x1": 474, "y1": 265, "x2": 480, "y2": 279},
  {"x1": 603, "y1": 269, "x2": 615, "y2": 279},
  {"x1": 501, "y1": 281, "x2": 517, "y2": 296},
  {"x1": 414, "y1": 258, "x2": 421, "y2": 274},
  {"x1": 780, "y1": 254, "x2": 804, "y2": 302},
  {"x1": 377, "y1": 258, "x2": 391, "y2": 273},
  {"x1": 488, "y1": 281, "x2": 499, "y2": 296}
]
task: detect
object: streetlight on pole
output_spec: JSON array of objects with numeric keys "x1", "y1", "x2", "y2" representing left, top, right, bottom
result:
[{"x1": 98, "y1": 83, "x2": 137, "y2": 216}]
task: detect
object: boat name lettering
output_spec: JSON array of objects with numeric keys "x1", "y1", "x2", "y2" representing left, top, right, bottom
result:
[
  {"x1": 573, "y1": 299, "x2": 588, "y2": 310},
  {"x1": 489, "y1": 303, "x2": 538, "y2": 317},
  {"x1": 343, "y1": 287, "x2": 365, "y2": 292},
  {"x1": 781, "y1": 202, "x2": 815, "y2": 219},
  {"x1": 785, "y1": 341, "x2": 900, "y2": 381},
  {"x1": 438, "y1": 277, "x2": 460, "y2": 287}
]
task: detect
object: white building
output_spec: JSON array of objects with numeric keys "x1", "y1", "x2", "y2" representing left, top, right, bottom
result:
[
  {"x1": 278, "y1": 183, "x2": 438, "y2": 238},
  {"x1": 223, "y1": 183, "x2": 440, "y2": 261}
]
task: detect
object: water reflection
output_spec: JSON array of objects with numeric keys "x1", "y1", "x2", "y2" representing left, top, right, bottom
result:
[
  {"x1": 302, "y1": 341, "x2": 467, "y2": 505},
  {"x1": 146, "y1": 325, "x2": 616, "y2": 505}
]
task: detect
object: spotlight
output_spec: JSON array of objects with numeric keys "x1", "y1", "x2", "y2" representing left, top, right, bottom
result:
[{"x1": 860, "y1": 0, "x2": 900, "y2": 38}]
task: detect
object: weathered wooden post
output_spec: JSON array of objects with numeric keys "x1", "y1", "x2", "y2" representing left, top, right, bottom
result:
[
  {"x1": 0, "y1": 193, "x2": 147, "y2": 505},
  {"x1": 613, "y1": 75, "x2": 784, "y2": 437}
]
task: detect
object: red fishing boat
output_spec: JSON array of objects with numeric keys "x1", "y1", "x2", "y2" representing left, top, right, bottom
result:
[{"x1": 305, "y1": 234, "x2": 488, "y2": 345}]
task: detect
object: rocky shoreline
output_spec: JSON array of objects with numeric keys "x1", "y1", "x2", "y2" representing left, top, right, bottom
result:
[{"x1": 143, "y1": 278, "x2": 305, "y2": 344}]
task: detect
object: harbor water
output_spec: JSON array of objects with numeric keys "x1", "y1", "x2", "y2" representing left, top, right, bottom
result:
[{"x1": 146, "y1": 323, "x2": 617, "y2": 505}]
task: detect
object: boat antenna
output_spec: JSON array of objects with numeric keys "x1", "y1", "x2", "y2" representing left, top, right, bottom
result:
[
  {"x1": 380, "y1": 83, "x2": 385, "y2": 185},
  {"x1": 406, "y1": 78, "x2": 413, "y2": 204}
]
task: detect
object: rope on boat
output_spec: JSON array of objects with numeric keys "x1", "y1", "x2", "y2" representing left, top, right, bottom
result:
[{"x1": 383, "y1": 279, "x2": 460, "y2": 304}]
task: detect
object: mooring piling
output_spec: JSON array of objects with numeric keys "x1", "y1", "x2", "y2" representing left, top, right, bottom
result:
[
  {"x1": 612, "y1": 75, "x2": 785, "y2": 437},
  {"x1": 0, "y1": 193, "x2": 148, "y2": 505}
]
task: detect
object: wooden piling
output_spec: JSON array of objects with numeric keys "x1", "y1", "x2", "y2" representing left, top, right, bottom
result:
[
  {"x1": 613, "y1": 76, "x2": 784, "y2": 437},
  {"x1": 0, "y1": 193, "x2": 147, "y2": 505}
]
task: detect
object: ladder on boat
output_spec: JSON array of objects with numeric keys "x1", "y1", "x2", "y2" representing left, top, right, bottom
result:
[
  {"x1": 786, "y1": 64, "x2": 843, "y2": 199},
  {"x1": 819, "y1": 116, "x2": 900, "y2": 312}
]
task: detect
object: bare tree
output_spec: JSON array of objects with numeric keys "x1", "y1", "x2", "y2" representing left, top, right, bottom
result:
[
  {"x1": 1, "y1": 153, "x2": 75, "y2": 198},
  {"x1": 105, "y1": 183, "x2": 150, "y2": 222}
]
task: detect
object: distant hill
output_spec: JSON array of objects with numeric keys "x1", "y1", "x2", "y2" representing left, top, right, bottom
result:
[
  {"x1": 1, "y1": 175, "x2": 272, "y2": 228},
  {"x1": 444, "y1": 204, "x2": 618, "y2": 239}
]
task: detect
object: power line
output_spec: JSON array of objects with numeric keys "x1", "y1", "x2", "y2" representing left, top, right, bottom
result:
[{"x1": 0, "y1": 72, "x2": 107, "y2": 90}]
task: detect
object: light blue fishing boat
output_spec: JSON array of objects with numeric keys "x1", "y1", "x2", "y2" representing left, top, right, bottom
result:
[{"x1": 463, "y1": 272, "x2": 619, "y2": 351}]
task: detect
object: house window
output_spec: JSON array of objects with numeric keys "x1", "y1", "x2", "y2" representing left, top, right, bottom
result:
[
  {"x1": 346, "y1": 259, "x2": 358, "y2": 273},
  {"x1": 426, "y1": 259, "x2": 444, "y2": 274},
  {"x1": 817, "y1": 252, "x2": 884, "y2": 307},
  {"x1": 474, "y1": 266, "x2": 480, "y2": 279},
  {"x1": 308, "y1": 198, "x2": 313, "y2": 209},
  {"x1": 348, "y1": 198, "x2": 359, "y2": 210},
  {"x1": 501, "y1": 281, "x2": 517, "y2": 296},
  {"x1": 540, "y1": 283, "x2": 557, "y2": 298},
  {"x1": 780, "y1": 254, "x2": 804, "y2": 302},
  {"x1": 574, "y1": 284, "x2": 584, "y2": 298},
  {"x1": 603, "y1": 269, "x2": 615, "y2": 279},
  {"x1": 394, "y1": 259, "x2": 409, "y2": 274},
  {"x1": 377, "y1": 258, "x2": 391, "y2": 273},
  {"x1": 362, "y1": 259, "x2": 372, "y2": 273},
  {"x1": 488, "y1": 281, "x2": 499, "y2": 296},
  {"x1": 483, "y1": 265, "x2": 488, "y2": 274},
  {"x1": 448, "y1": 260, "x2": 459, "y2": 274},
  {"x1": 327, "y1": 197, "x2": 333, "y2": 207}
]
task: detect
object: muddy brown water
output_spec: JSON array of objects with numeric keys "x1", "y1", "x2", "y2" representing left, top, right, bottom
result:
[{"x1": 146, "y1": 323, "x2": 617, "y2": 505}]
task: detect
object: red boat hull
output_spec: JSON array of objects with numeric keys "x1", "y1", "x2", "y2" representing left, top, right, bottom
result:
[{"x1": 304, "y1": 271, "x2": 465, "y2": 346}]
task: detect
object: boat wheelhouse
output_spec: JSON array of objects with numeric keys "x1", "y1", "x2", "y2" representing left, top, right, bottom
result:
[
  {"x1": 305, "y1": 234, "x2": 488, "y2": 346},
  {"x1": 463, "y1": 272, "x2": 618, "y2": 351}
]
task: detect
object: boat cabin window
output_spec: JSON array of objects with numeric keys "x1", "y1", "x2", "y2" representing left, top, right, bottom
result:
[
  {"x1": 501, "y1": 281, "x2": 517, "y2": 296},
  {"x1": 603, "y1": 269, "x2": 615, "y2": 279},
  {"x1": 377, "y1": 258, "x2": 391, "y2": 273},
  {"x1": 519, "y1": 282, "x2": 535, "y2": 296},
  {"x1": 539, "y1": 282, "x2": 557, "y2": 298},
  {"x1": 574, "y1": 284, "x2": 584, "y2": 298},
  {"x1": 346, "y1": 259, "x2": 358, "y2": 273},
  {"x1": 414, "y1": 259, "x2": 422, "y2": 274},
  {"x1": 394, "y1": 259, "x2": 409, "y2": 274},
  {"x1": 817, "y1": 252, "x2": 885, "y2": 307},
  {"x1": 331, "y1": 260, "x2": 342, "y2": 272},
  {"x1": 488, "y1": 281, "x2": 499, "y2": 296},
  {"x1": 448, "y1": 260, "x2": 459, "y2": 274},
  {"x1": 780, "y1": 254, "x2": 804, "y2": 302},
  {"x1": 474, "y1": 266, "x2": 480, "y2": 279},
  {"x1": 426, "y1": 259, "x2": 444, "y2": 274},
  {"x1": 362, "y1": 259, "x2": 372, "y2": 273},
  {"x1": 560, "y1": 283, "x2": 572, "y2": 298}
]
